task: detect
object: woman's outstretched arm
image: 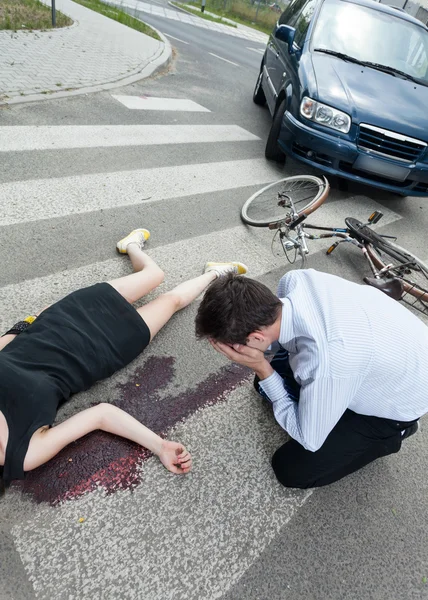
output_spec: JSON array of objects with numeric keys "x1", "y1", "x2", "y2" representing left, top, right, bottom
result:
[{"x1": 24, "y1": 403, "x2": 192, "y2": 474}]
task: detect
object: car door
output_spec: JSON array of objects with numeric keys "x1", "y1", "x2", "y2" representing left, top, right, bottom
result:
[
  {"x1": 276, "y1": 0, "x2": 318, "y2": 112},
  {"x1": 264, "y1": 0, "x2": 307, "y2": 111}
]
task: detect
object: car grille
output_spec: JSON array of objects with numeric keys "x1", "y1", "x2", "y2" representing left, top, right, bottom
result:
[{"x1": 358, "y1": 124, "x2": 426, "y2": 163}]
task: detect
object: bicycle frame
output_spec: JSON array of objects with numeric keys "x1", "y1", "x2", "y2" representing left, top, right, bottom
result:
[{"x1": 275, "y1": 218, "x2": 389, "y2": 282}]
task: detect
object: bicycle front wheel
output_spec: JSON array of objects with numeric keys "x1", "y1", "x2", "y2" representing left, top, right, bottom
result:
[
  {"x1": 367, "y1": 241, "x2": 428, "y2": 311},
  {"x1": 241, "y1": 175, "x2": 329, "y2": 228}
]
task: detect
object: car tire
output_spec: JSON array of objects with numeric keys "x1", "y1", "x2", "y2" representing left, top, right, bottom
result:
[
  {"x1": 253, "y1": 68, "x2": 266, "y2": 106},
  {"x1": 265, "y1": 99, "x2": 286, "y2": 163}
]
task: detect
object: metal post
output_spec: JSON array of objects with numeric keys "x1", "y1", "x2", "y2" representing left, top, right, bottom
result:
[
  {"x1": 255, "y1": 0, "x2": 261, "y2": 20},
  {"x1": 52, "y1": 0, "x2": 56, "y2": 27},
  {"x1": 201, "y1": 0, "x2": 206, "y2": 12}
]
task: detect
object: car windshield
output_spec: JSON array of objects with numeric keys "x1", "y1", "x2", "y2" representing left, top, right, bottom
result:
[{"x1": 311, "y1": 0, "x2": 428, "y2": 84}]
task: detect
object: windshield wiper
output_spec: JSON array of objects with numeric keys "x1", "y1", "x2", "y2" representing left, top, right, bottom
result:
[
  {"x1": 314, "y1": 48, "x2": 423, "y2": 85},
  {"x1": 359, "y1": 61, "x2": 421, "y2": 84},
  {"x1": 314, "y1": 48, "x2": 366, "y2": 65}
]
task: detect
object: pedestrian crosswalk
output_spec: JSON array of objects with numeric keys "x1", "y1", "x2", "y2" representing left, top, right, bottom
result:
[{"x1": 0, "y1": 91, "x2": 410, "y2": 600}]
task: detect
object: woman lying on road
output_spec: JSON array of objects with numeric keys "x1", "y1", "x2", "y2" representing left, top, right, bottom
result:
[{"x1": 0, "y1": 228, "x2": 247, "y2": 493}]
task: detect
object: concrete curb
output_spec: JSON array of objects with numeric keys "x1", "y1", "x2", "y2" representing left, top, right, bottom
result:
[{"x1": 0, "y1": 25, "x2": 172, "y2": 108}]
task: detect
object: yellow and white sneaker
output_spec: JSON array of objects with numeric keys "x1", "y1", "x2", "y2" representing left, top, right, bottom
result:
[
  {"x1": 204, "y1": 261, "x2": 248, "y2": 277},
  {"x1": 116, "y1": 229, "x2": 150, "y2": 254}
]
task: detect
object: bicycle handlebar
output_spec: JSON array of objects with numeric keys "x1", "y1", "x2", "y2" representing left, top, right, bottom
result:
[
  {"x1": 267, "y1": 213, "x2": 308, "y2": 231},
  {"x1": 288, "y1": 213, "x2": 307, "y2": 230}
]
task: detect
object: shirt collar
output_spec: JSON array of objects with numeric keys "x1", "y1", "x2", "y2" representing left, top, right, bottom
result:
[{"x1": 278, "y1": 298, "x2": 296, "y2": 353}]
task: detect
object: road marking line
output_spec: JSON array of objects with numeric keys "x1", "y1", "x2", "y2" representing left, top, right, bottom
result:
[
  {"x1": 112, "y1": 95, "x2": 209, "y2": 111},
  {"x1": 247, "y1": 47, "x2": 265, "y2": 54},
  {"x1": 209, "y1": 52, "x2": 239, "y2": 66},
  {"x1": 165, "y1": 33, "x2": 189, "y2": 44},
  {"x1": 0, "y1": 158, "x2": 278, "y2": 226},
  {"x1": 0, "y1": 124, "x2": 259, "y2": 152}
]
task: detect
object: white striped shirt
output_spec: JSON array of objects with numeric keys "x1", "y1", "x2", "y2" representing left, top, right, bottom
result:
[{"x1": 259, "y1": 269, "x2": 428, "y2": 452}]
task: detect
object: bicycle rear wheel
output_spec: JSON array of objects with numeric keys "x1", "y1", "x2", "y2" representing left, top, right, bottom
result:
[
  {"x1": 241, "y1": 175, "x2": 329, "y2": 228},
  {"x1": 367, "y1": 241, "x2": 428, "y2": 314}
]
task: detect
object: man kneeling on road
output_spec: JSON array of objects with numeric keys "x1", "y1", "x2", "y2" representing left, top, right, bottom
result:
[{"x1": 195, "y1": 268, "x2": 428, "y2": 488}]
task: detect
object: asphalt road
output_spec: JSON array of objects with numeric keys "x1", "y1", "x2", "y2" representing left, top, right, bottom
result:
[{"x1": 1, "y1": 3, "x2": 428, "y2": 600}]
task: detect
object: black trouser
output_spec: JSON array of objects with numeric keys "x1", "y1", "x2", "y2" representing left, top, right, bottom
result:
[{"x1": 255, "y1": 349, "x2": 418, "y2": 489}]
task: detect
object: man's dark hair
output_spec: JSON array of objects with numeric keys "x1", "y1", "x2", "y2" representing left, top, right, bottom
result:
[{"x1": 195, "y1": 273, "x2": 282, "y2": 344}]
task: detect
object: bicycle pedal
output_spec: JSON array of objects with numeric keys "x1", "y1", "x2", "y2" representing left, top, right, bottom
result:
[
  {"x1": 326, "y1": 242, "x2": 339, "y2": 254},
  {"x1": 368, "y1": 210, "x2": 383, "y2": 224}
]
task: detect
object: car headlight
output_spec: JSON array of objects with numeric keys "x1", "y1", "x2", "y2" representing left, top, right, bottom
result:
[{"x1": 300, "y1": 97, "x2": 351, "y2": 134}]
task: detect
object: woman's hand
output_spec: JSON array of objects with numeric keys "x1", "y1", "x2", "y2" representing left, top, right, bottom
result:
[{"x1": 158, "y1": 440, "x2": 192, "y2": 474}]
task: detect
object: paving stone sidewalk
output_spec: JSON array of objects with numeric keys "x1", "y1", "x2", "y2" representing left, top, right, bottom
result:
[{"x1": 0, "y1": 0, "x2": 169, "y2": 102}]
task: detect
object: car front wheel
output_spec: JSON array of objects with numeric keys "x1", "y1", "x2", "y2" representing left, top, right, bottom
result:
[{"x1": 265, "y1": 99, "x2": 286, "y2": 163}]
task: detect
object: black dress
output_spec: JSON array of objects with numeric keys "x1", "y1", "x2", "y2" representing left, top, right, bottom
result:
[{"x1": 0, "y1": 283, "x2": 150, "y2": 481}]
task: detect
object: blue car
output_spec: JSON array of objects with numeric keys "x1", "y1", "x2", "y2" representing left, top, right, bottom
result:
[{"x1": 254, "y1": 0, "x2": 428, "y2": 196}]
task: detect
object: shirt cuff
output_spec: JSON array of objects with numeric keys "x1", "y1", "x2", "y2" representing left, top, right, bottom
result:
[{"x1": 258, "y1": 371, "x2": 287, "y2": 403}]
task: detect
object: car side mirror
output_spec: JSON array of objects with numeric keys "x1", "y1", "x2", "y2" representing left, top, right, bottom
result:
[{"x1": 274, "y1": 24, "x2": 296, "y2": 52}]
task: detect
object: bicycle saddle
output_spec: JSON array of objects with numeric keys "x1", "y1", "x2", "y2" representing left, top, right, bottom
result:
[
  {"x1": 345, "y1": 217, "x2": 384, "y2": 245},
  {"x1": 363, "y1": 276, "x2": 404, "y2": 301}
]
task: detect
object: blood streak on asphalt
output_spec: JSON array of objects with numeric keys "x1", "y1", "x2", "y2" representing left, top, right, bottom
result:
[{"x1": 16, "y1": 357, "x2": 250, "y2": 504}]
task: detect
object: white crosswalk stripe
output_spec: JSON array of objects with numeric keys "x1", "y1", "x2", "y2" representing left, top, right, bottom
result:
[
  {"x1": 0, "y1": 159, "x2": 282, "y2": 226},
  {"x1": 0, "y1": 124, "x2": 258, "y2": 152},
  {"x1": 112, "y1": 95, "x2": 210, "y2": 111}
]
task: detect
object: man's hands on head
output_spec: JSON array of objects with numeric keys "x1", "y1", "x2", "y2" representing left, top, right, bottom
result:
[{"x1": 210, "y1": 340, "x2": 274, "y2": 381}]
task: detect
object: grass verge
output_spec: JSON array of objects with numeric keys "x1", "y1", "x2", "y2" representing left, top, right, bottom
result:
[
  {"x1": 72, "y1": 0, "x2": 162, "y2": 40},
  {"x1": 0, "y1": 0, "x2": 72, "y2": 30},
  {"x1": 171, "y1": 1, "x2": 237, "y2": 27},
  {"x1": 181, "y1": 0, "x2": 277, "y2": 35}
]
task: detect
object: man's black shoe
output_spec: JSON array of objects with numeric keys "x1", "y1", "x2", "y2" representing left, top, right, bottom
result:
[{"x1": 401, "y1": 422, "x2": 419, "y2": 440}]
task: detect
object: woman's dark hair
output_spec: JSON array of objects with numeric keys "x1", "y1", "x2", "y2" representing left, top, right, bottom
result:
[{"x1": 195, "y1": 273, "x2": 282, "y2": 344}]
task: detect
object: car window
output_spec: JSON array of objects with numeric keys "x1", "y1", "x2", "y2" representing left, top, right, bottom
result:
[
  {"x1": 279, "y1": 0, "x2": 308, "y2": 28},
  {"x1": 294, "y1": 0, "x2": 318, "y2": 47},
  {"x1": 404, "y1": 30, "x2": 428, "y2": 77}
]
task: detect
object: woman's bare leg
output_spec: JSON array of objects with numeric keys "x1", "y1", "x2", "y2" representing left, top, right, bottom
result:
[
  {"x1": 108, "y1": 230, "x2": 164, "y2": 303},
  {"x1": 137, "y1": 260, "x2": 247, "y2": 340}
]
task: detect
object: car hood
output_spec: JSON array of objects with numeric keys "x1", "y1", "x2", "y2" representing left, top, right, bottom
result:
[{"x1": 310, "y1": 54, "x2": 428, "y2": 141}]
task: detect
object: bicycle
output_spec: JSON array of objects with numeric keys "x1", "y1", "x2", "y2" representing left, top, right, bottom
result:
[{"x1": 241, "y1": 174, "x2": 428, "y2": 316}]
